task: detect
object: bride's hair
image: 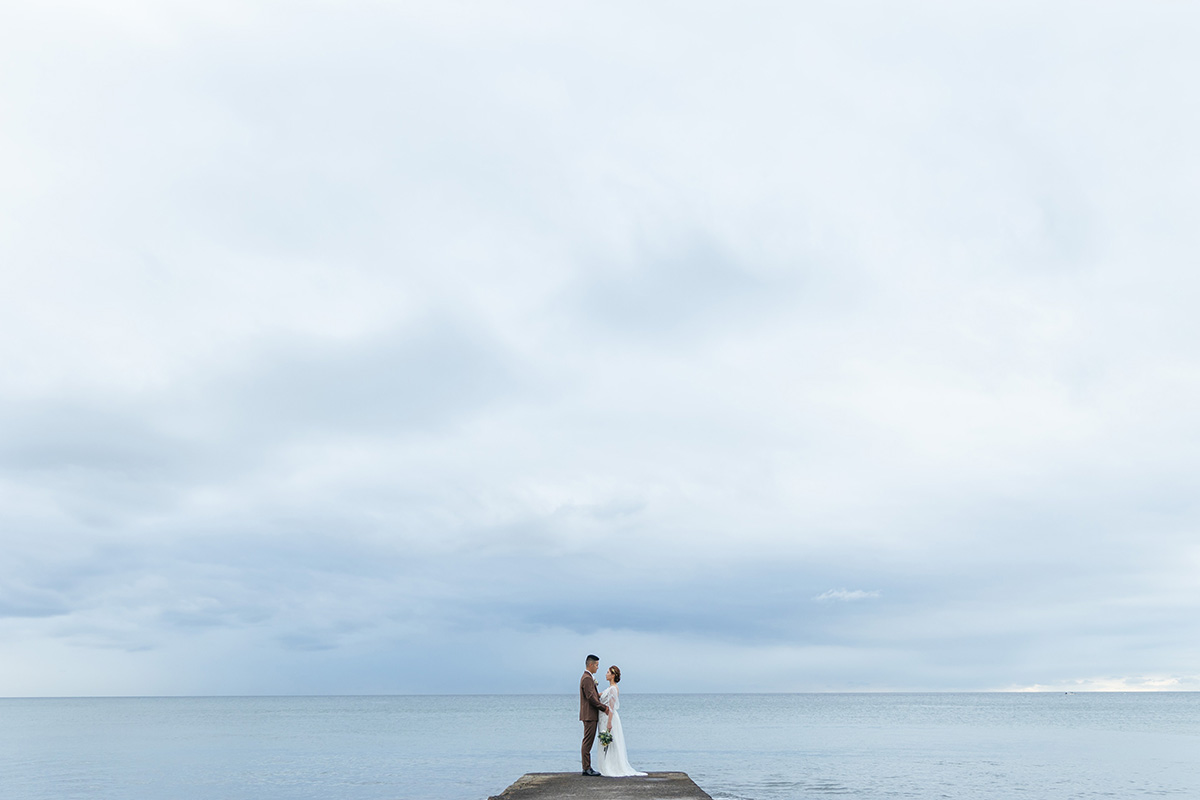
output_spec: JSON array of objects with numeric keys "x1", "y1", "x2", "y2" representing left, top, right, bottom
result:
[{"x1": 608, "y1": 665, "x2": 621, "y2": 683}]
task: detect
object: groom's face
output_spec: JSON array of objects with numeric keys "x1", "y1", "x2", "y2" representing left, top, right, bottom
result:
[{"x1": 586, "y1": 660, "x2": 598, "y2": 674}]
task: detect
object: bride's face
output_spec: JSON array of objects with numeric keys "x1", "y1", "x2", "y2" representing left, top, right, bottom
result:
[{"x1": 606, "y1": 669, "x2": 614, "y2": 682}]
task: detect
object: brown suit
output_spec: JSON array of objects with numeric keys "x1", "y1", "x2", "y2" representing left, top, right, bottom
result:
[{"x1": 579, "y1": 670, "x2": 608, "y2": 770}]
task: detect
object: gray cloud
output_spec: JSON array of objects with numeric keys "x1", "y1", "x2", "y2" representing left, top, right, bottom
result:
[
  {"x1": 571, "y1": 235, "x2": 778, "y2": 341},
  {"x1": 215, "y1": 316, "x2": 526, "y2": 438}
]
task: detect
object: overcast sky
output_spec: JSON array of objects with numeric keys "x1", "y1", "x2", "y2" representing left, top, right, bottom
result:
[{"x1": 2, "y1": 0, "x2": 1199, "y2": 696}]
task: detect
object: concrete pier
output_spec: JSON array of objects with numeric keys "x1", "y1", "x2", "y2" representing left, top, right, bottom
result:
[{"x1": 487, "y1": 772, "x2": 713, "y2": 800}]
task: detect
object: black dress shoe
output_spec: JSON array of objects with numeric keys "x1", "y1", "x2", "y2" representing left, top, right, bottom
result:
[{"x1": 582, "y1": 768, "x2": 601, "y2": 776}]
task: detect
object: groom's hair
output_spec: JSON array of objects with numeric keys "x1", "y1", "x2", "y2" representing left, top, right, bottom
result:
[{"x1": 586, "y1": 654, "x2": 599, "y2": 664}]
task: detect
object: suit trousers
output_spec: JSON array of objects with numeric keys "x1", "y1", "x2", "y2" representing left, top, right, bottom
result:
[{"x1": 581, "y1": 719, "x2": 598, "y2": 770}]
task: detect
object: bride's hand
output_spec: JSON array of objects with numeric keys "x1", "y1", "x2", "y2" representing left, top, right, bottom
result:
[{"x1": 606, "y1": 723, "x2": 612, "y2": 732}]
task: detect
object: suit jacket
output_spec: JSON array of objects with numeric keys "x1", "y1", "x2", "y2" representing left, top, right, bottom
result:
[{"x1": 579, "y1": 671, "x2": 607, "y2": 721}]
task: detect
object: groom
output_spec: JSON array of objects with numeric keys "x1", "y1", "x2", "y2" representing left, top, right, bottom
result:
[{"x1": 579, "y1": 654, "x2": 610, "y2": 776}]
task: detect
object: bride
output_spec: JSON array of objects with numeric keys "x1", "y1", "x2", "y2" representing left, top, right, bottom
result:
[{"x1": 595, "y1": 665, "x2": 646, "y2": 777}]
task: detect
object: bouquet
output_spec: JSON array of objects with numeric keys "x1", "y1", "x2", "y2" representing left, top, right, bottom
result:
[{"x1": 598, "y1": 730, "x2": 613, "y2": 752}]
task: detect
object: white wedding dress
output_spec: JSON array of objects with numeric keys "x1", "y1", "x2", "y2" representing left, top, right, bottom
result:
[{"x1": 594, "y1": 685, "x2": 646, "y2": 777}]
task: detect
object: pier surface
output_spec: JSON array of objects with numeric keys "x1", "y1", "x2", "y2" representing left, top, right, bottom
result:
[{"x1": 488, "y1": 772, "x2": 713, "y2": 800}]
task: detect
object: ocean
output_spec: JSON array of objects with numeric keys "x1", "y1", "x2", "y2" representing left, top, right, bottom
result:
[{"x1": 2, "y1": 693, "x2": 1197, "y2": 799}]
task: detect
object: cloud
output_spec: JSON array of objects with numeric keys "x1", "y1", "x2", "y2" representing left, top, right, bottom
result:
[{"x1": 814, "y1": 589, "x2": 882, "y2": 604}]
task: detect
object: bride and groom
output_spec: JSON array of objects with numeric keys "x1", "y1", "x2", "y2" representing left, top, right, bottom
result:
[{"x1": 579, "y1": 654, "x2": 646, "y2": 778}]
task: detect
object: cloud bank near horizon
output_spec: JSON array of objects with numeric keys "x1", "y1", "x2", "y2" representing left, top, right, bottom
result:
[{"x1": 2, "y1": 0, "x2": 1199, "y2": 695}]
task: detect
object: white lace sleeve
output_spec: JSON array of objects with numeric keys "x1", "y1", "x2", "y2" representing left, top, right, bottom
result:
[{"x1": 601, "y1": 686, "x2": 619, "y2": 712}]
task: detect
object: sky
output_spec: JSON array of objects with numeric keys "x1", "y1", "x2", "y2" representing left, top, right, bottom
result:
[{"x1": 2, "y1": 0, "x2": 1199, "y2": 696}]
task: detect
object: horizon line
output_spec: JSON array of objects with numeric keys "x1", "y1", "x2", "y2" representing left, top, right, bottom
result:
[{"x1": 4, "y1": 689, "x2": 1197, "y2": 700}]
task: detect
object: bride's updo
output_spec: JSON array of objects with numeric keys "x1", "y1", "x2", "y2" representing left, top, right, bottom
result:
[{"x1": 609, "y1": 665, "x2": 621, "y2": 683}]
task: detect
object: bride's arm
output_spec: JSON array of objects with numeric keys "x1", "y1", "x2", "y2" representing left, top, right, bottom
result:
[{"x1": 606, "y1": 687, "x2": 618, "y2": 730}]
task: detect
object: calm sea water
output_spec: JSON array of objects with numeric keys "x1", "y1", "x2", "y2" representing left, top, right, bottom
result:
[{"x1": 2, "y1": 693, "x2": 1198, "y2": 800}]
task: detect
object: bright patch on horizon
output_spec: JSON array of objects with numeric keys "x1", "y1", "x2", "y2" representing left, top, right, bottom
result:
[{"x1": 1008, "y1": 675, "x2": 1200, "y2": 692}]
